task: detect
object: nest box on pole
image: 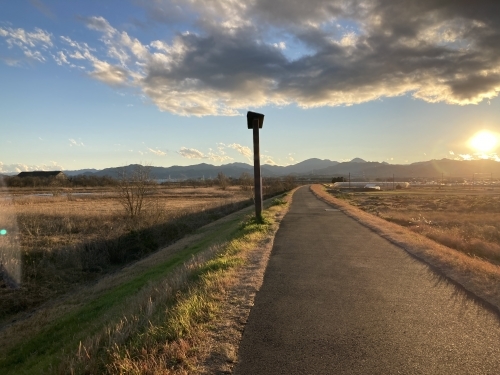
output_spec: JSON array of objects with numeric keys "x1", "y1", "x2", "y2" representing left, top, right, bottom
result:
[{"x1": 247, "y1": 111, "x2": 265, "y2": 220}]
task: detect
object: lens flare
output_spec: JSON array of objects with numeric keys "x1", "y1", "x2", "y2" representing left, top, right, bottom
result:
[
  {"x1": 0, "y1": 229, "x2": 7, "y2": 236},
  {"x1": 468, "y1": 131, "x2": 498, "y2": 152}
]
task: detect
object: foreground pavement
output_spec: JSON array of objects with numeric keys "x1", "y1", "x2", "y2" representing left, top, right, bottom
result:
[{"x1": 234, "y1": 186, "x2": 500, "y2": 374}]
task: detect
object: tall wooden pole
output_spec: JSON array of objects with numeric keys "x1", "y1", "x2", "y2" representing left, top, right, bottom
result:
[{"x1": 253, "y1": 118, "x2": 263, "y2": 220}]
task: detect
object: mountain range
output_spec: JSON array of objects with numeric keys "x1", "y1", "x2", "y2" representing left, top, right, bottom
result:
[{"x1": 61, "y1": 158, "x2": 500, "y2": 180}]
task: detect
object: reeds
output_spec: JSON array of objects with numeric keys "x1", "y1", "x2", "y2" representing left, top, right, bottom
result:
[
  {"x1": 312, "y1": 185, "x2": 500, "y2": 311},
  {"x1": 346, "y1": 193, "x2": 500, "y2": 264},
  {"x1": 0, "y1": 187, "x2": 252, "y2": 322}
]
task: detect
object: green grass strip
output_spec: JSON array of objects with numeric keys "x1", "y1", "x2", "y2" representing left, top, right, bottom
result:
[{"x1": 0, "y1": 215, "x2": 242, "y2": 374}]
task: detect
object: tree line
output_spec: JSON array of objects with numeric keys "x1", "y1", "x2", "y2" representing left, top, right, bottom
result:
[
  {"x1": 2, "y1": 171, "x2": 297, "y2": 193},
  {"x1": 2, "y1": 175, "x2": 117, "y2": 188}
]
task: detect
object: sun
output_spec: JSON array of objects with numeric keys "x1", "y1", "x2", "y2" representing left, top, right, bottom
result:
[{"x1": 468, "y1": 131, "x2": 498, "y2": 152}]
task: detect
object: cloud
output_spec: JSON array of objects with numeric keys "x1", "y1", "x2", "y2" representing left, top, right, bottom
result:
[
  {"x1": 0, "y1": 161, "x2": 64, "y2": 174},
  {"x1": 124, "y1": 0, "x2": 500, "y2": 114},
  {"x1": 178, "y1": 147, "x2": 205, "y2": 159},
  {"x1": 83, "y1": 16, "x2": 116, "y2": 36},
  {"x1": 69, "y1": 138, "x2": 84, "y2": 147},
  {"x1": 178, "y1": 146, "x2": 233, "y2": 162},
  {"x1": 4, "y1": 1, "x2": 500, "y2": 115},
  {"x1": 0, "y1": 25, "x2": 53, "y2": 64},
  {"x1": 0, "y1": 56, "x2": 21, "y2": 66},
  {"x1": 207, "y1": 152, "x2": 232, "y2": 163},
  {"x1": 30, "y1": 0, "x2": 56, "y2": 19},
  {"x1": 148, "y1": 147, "x2": 166, "y2": 156},
  {"x1": 89, "y1": 60, "x2": 129, "y2": 85},
  {"x1": 0, "y1": 26, "x2": 52, "y2": 48},
  {"x1": 60, "y1": 35, "x2": 127, "y2": 83},
  {"x1": 227, "y1": 143, "x2": 252, "y2": 159},
  {"x1": 262, "y1": 155, "x2": 278, "y2": 166},
  {"x1": 459, "y1": 154, "x2": 473, "y2": 161},
  {"x1": 455, "y1": 152, "x2": 500, "y2": 162},
  {"x1": 53, "y1": 50, "x2": 68, "y2": 65}
]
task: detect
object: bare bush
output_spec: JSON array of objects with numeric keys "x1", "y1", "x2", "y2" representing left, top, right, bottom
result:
[
  {"x1": 239, "y1": 172, "x2": 253, "y2": 191},
  {"x1": 217, "y1": 172, "x2": 229, "y2": 190},
  {"x1": 116, "y1": 164, "x2": 157, "y2": 218},
  {"x1": 0, "y1": 186, "x2": 254, "y2": 321}
]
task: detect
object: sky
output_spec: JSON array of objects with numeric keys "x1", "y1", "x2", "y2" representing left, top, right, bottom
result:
[{"x1": 1, "y1": 0, "x2": 500, "y2": 173}]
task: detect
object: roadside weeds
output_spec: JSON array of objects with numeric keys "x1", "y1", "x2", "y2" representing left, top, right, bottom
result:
[{"x1": 0, "y1": 190, "x2": 295, "y2": 374}]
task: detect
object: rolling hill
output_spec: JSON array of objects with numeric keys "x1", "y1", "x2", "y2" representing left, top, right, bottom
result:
[{"x1": 60, "y1": 158, "x2": 500, "y2": 180}]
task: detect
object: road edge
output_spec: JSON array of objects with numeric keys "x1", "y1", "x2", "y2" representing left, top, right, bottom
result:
[{"x1": 310, "y1": 184, "x2": 500, "y2": 316}]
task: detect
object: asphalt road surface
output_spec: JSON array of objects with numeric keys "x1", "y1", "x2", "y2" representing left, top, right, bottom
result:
[{"x1": 234, "y1": 186, "x2": 500, "y2": 374}]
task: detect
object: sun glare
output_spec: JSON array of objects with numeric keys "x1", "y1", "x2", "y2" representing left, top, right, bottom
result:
[{"x1": 469, "y1": 131, "x2": 498, "y2": 152}]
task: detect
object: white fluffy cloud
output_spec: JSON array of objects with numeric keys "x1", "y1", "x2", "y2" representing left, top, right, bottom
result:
[
  {"x1": 0, "y1": 26, "x2": 52, "y2": 63},
  {"x1": 2, "y1": 1, "x2": 500, "y2": 115},
  {"x1": 177, "y1": 146, "x2": 233, "y2": 162},
  {"x1": 262, "y1": 155, "x2": 278, "y2": 166},
  {"x1": 227, "y1": 143, "x2": 253, "y2": 159},
  {"x1": 453, "y1": 152, "x2": 500, "y2": 162},
  {"x1": 178, "y1": 147, "x2": 204, "y2": 159},
  {"x1": 0, "y1": 161, "x2": 64, "y2": 174},
  {"x1": 148, "y1": 147, "x2": 167, "y2": 156},
  {"x1": 0, "y1": 26, "x2": 52, "y2": 48}
]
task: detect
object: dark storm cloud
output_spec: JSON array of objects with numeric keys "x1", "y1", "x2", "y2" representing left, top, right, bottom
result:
[{"x1": 38, "y1": 0, "x2": 499, "y2": 115}]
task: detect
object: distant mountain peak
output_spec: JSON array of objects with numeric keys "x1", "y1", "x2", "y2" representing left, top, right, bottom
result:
[{"x1": 350, "y1": 158, "x2": 366, "y2": 163}]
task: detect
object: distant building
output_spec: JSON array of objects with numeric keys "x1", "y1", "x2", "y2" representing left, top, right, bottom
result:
[
  {"x1": 332, "y1": 181, "x2": 410, "y2": 190},
  {"x1": 17, "y1": 171, "x2": 67, "y2": 180},
  {"x1": 364, "y1": 183, "x2": 381, "y2": 190}
]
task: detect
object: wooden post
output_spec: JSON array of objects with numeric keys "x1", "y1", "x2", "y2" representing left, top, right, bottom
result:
[{"x1": 253, "y1": 118, "x2": 263, "y2": 220}]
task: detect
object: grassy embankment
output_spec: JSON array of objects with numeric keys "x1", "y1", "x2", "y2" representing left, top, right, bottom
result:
[
  {"x1": 311, "y1": 184, "x2": 500, "y2": 312},
  {"x1": 0, "y1": 186, "x2": 253, "y2": 322},
  {"x1": 0, "y1": 192, "x2": 291, "y2": 374}
]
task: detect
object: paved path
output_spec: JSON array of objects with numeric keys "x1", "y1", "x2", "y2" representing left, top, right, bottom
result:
[{"x1": 234, "y1": 186, "x2": 500, "y2": 374}]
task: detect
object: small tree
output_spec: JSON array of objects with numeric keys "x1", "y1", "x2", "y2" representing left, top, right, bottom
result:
[
  {"x1": 116, "y1": 164, "x2": 156, "y2": 218},
  {"x1": 284, "y1": 175, "x2": 297, "y2": 191},
  {"x1": 216, "y1": 172, "x2": 229, "y2": 190},
  {"x1": 239, "y1": 172, "x2": 253, "y2": 191}
]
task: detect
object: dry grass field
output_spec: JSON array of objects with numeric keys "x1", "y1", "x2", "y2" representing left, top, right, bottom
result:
[
  {"x1": 0, "y1": 184, "x2": 294, "y2": 374},
  {"x1": 312, "y1": 184, "x2": 500, "y2": 313},
  {"x1": 331, "y1": 187, "x2": 500, "y2": 265},
  {"x1": 0, "y1": 185, "x2": 253, "y2": 324}
]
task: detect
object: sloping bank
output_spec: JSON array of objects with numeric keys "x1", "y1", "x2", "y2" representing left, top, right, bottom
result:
[
  {"x1": 0, "y1": 193, "x2": 294, "y2": 374},
  {"x1": 310, "y1": 184, "x2": 500, "y2": 314}
]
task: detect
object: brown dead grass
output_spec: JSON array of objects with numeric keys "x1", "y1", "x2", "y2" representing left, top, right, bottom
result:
[
  {"x1": 311, "y1": 184, "x2": 500, "y2": 313},
  {"x1": 333, "y1": 190, "x2": 500, "y2": 264},
  {"x1": 0, "y1": 186, "x2": 252, "y2": 324},
  {"x1": 59, "y1": 191, "x2": 294, "y2": 374},
  {"x1": 195, "y1": 190, "x2": 296, "y2": 374}
]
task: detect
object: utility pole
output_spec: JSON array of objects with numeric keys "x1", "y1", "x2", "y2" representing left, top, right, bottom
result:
[{"x1": 247, "y1": 111, "x2": 265, "y2": 221}]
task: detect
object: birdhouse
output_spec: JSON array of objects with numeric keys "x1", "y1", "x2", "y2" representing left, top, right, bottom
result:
[{"x1": 247, "y1": 111, "x2": 265, "y2": 129}]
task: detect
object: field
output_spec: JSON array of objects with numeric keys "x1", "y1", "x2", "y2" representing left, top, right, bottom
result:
[
  {"x1": 328, "y1": 186, "x2": 500, "y2": 265},
  {"x1": 0, "y1": 185, "x2": 255, "y2": 325},
  {"x1": 0, "y1": 182, "x2": 294, "y2": 374}
]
